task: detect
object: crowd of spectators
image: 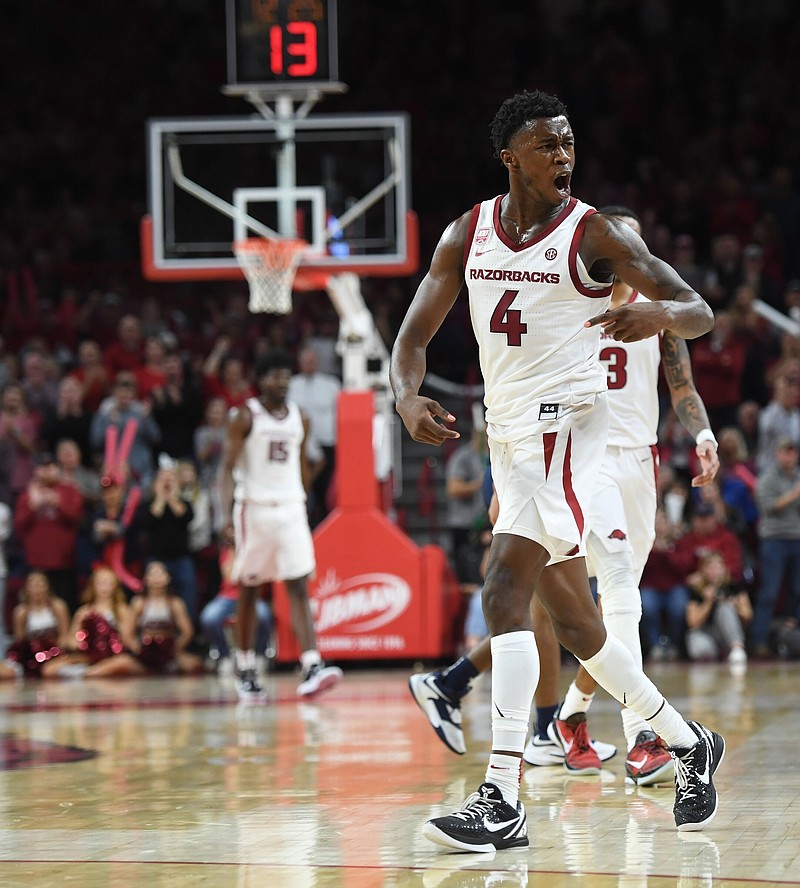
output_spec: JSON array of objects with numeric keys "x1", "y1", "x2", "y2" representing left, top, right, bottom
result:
[{"x1": 3, "y1": 3, "x2": 800, "y2": 670}]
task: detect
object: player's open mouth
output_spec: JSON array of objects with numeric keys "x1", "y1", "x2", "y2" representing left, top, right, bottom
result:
[{"x1": 555, "y1": 172, "x2": 571, "y2": 197}]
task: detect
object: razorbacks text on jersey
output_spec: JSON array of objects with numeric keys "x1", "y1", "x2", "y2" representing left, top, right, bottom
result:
[
  {"x1": 233, "y1": 399, "x2": 306, "y2": 505},
  {"x1": 464, "y1": 195, "x2": 612, "y2": 442}
]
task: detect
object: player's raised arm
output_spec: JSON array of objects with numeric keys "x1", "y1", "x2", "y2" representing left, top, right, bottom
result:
[
  {"x1": 583, "y1": 213, "x2": 714, "y2": 342},
  {"x1": 390, "y1": 212, "x2": 471, "y2": 446}
]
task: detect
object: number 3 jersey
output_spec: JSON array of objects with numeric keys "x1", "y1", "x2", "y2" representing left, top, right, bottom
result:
[
  {"x1": 233, "y1": 398, "x2": 307, "y2": 505},
  {"x1": 464, "y1": 195, "x2": 612, "y2": 441},
  {"x1": 600, "y1": 290, "x2": 662, "y2": 448}
]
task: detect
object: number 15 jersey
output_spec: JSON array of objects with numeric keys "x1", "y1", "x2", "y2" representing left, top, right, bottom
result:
[
  {"x1": 464, "y1": 195, "x2": 612, "y2": 442},
  {"x1": 233, "y1": 398, "x2": 307, "y2": 505}
]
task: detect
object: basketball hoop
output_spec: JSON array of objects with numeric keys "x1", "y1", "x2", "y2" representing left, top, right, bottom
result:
[{"x1": 233, "y1": 237, "x2": 307, "y2": 314}]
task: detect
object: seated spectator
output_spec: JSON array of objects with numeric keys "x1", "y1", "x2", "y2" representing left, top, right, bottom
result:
[
  {"x1": 13, "y1": 452, "x2": 84, "y2": 613},
  {"x1": 19, "y1": 349, "x2": 58, "y2": 426},
  {"x1": 139, "y1": 465, "x2": 198, "y2": 622},
  {"x1": 752, "y1": 436, "x2": 800, "y2": 658},
  {"x1": 0, "y1": 499, "x2": 11, "y2": 657},
  {"x1": 134, "y1": 336, "x2": 167, "y2": 400},
  {"x1": 0, "y1": 382, "x2": 40, "y2": 504},
  {"x1": 150, "y1": 353, "x2": 203, "y2": 460},
  {"x1": 202, "y1": 337, "x2": 254, "y2": 409},
  {"x1": 685, "y1": 552, "x2": 752, "y2": 668},
  {"x1": 69, "y1": 340, "x2": 111, "y2": 413},
  {"x1": 639, "y1": 508, "x2": 691, "y2": 660},
  {"x1": 736, "y1": 400, "x2": 760, "y2": 461},
  {"x1": 6, "y1": 571, "x2": 71, "y2": 678},
  {"x1": 41, "y1": 376, "x2": 93, "y2": 467},
  {"x1": 104, "y1": 314, "x2": 145, "y2": 377},
  {"x1": 128, "y1": 561, "x2": 203, "y2": 675},
  {"x1": 672, "y1": 499, "x2": 745, "y2": 584},
  {"x1": 89, "y1": 372, "x2": 161, "y2": 490},
  {"x1": 200, "y1": 546, "x2": 271, "y2": 673}
]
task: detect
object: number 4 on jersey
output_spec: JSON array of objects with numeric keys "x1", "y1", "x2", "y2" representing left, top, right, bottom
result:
[{"x1": 490, "y1": 289, "x2": 528, "y2": 346}]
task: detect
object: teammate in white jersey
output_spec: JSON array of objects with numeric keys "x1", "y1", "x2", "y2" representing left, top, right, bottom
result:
[
  {"x1": 219, "y1": 350, "x2": 342, "y2": 701},
  {"x1": 410, "y1": 207, "x2": 720, "y2": 786},
  {"x1": 390, "y1": 89, "x2": 723, "y2": 851}
]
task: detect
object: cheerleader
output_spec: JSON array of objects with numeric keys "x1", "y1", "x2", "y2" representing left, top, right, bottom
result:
[
  {"x1": 6, "y1": 571, "x2": 70, "y2": 678},
  {"x1": 129, "y1": 561, "x2": 203, "y2": 675}
]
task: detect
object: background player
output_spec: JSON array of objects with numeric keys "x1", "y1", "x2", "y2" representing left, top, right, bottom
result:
[
  {"x1": 411, "y1": 207, "x2": 720, "y2": 787},
  {"x1": 391, "y1": 89, "x2": 723, "y2": 852},
  {"x1": 219, "y1": 350, "x2": 342, "y2": 701}
]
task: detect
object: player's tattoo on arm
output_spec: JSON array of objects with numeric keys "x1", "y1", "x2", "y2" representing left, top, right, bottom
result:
[{"x1": 663, "y1": 331, "x2": 712, "y2": 438}]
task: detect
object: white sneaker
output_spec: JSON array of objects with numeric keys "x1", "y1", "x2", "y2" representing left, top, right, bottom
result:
[
  {"x1": 728, "y1": 646, "x2": 747, "y2": 667},
  {"x1": 297, "y1": 662, "x2": 343, "y2": 698}
]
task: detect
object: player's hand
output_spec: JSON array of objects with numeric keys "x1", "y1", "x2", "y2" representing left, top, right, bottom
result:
[
  {"x1": 395, "y1": 395, "x2": 460, "y2": 446},
  {"x1": 691, "y1": 441, "x2": 720, "y2": 487},
  {"x1": 585, "y1": 302, "x2": 667, "y2": 342}
]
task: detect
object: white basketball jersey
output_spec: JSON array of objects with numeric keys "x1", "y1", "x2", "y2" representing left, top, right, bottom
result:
[
  {"x1": 464, "y1": 196, "x2": 613, "y2": 441},
  {"x1": 600, "y1": 291, "x2": 662, "y2": 447},
  {"x1": 233, "y1": 399, "x2": 306, "y2": 505}
]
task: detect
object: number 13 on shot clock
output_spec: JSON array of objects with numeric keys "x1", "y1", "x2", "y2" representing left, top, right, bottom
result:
[{"x1": 226, "y1": 0, "x2": 339, "y2": 87}]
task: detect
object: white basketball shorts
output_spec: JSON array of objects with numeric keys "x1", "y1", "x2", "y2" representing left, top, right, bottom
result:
[
  {"x1": 231, "y1": 500, "x2": 316, "y2": 585},
  {"x1": 585, "y1": 443, "x2": 658, "y2": 583},
  {"x1": 490, "y1": 393, "x2": 608, "y2": 563}
]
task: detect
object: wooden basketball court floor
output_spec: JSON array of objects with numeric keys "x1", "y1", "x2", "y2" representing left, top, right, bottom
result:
[{"x1": 0, "y1": 660, "x2": 798, "y2": 888}]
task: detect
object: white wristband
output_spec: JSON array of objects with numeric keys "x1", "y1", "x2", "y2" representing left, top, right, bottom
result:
[{"x1": 696, "y1": 428, "x2": 717, "y2": 447}]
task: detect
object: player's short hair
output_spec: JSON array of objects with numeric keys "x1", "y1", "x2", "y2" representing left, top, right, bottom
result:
[
  {"x1": 254, "y1": 349, "x2": 293, "y2": 380},
  {"x1": 599, "y1": 205, "x2": 642, "y2": 226},
  {"x1": 490, "y1": 90, "x2": 569, "y2": 158}
]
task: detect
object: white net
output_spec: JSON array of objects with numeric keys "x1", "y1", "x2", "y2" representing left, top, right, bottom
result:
[{"x1": 233, "y1": 237, "x2": 307, "y2": 314}]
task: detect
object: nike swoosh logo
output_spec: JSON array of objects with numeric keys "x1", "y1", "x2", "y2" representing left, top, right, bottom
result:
[
  {"x1": 626, "y1": 754, "x2": 648, "y2": 768},
  {"x1": 485, "y1": 818, "x2": 520, "y2": 832},
  {"x1": 697, "y1": 758, "x2": 711, "y2": 784}
]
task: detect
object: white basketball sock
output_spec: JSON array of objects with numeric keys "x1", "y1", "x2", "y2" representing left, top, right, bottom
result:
[
  {"x1": 559, "y1": 681, "x2": 595, "y2": 720},
  {"x1": 485, "y1": 631, "x2": 539, "y2": 805},
  {"x1": 578, "y1": 633, "x2": 695, "y2": 748}
]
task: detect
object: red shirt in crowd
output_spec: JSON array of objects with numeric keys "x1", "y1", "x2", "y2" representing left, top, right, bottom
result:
[{"x1": 13, "y1": 481, "x2": 84, "y2": 570}]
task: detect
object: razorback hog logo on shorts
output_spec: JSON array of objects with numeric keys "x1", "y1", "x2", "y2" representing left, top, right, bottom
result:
[
  {"x1": 608, "y1": 529, "x2": 627, "y2": 541},
  {"x1": 312, "y1": 570, "x2": 412, "y2": 633}
]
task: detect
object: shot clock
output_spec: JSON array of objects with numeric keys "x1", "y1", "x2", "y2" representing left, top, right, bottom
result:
[{"x1": 226, "y1": 0, "x2": 339, "y2": 88}]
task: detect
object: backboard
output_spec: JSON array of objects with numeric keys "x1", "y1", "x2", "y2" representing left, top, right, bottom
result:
[{"x1": 141, "y1": 112, "x2": 417, "y2": 283}]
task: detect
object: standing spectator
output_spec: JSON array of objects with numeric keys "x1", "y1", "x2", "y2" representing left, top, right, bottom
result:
[
  {"x1": 736, "y1": 400, "x2": 761, "y2": 462},
  {"x1": 0, "y1": 382, "x2": 39, "y2": 504},
  {"x1": 41, "y1": 376, "x2": 93, "y2": 466},
  {"x1": 202, "y1": 337, "x2": 254, "y2": 409},
  {"x1": 139, "y1": 465, "x2": 198, "y2": 623},
  {"x1": 149, "y1": 353, "x2": 203, "y2": 460},
  {"x1": 756, "y1": 363, "x2": 800, "y2": 472},
  {"x1": 288, "y1": 345, "x2": 341, "y2": 526},
  {"x1": 740, "y1": 243, "x2": 780, "y2": 309},
  {"x1": 89, "y1": 373, "x2": 161, "y2": 489},
  {"x1": 689, "y1": 312, "x2": 747, "y2": 431},
  {"x1": 685, "y1": 552, "x2": 752, "y2": 668},
  {"x1": 194, "y1": 397, "x2": 227, "y2": 490},
  {"x1": 55, "y1": 438, "x2": 101, "y2": 508},
  {"x1": 13, "y1": 452, "x2": 84, "y2": 613},
  {"x1": 445, "y1": 423, "x2": 489, "y2": 584},
  {"x1": 177, "y1": 459, "x2": 217, "y2": 609},
  {"x1": 639, "y1": 508, "x2": 691, "y2": 661},
  {"x1": 82, "y1": 474, "x2": 142, "y2": 595},
  {"x1": 751, "y1": 436, "x2": 800, "y2": 658},
  {"x1": 703, "y1": 233, "x2": 742, "y2": 309},
  {"x1": 104, "y1": 314, "x2": 145, "y2": 377},
  {"x1": 715, "y1": 427, "x2": 759, "y2": 546},
  {"x1": 68, "y1": 340, "x2": 110, "y2": 413}
]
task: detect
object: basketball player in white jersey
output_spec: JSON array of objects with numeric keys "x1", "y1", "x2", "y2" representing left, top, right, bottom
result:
[
  {"x1": 219, "y1": 350, "x2": 342, "y2": 701},
  {"x1": 390, "y1": 90, "x2": 723, "y2": 851},
  {"x1": 410, "y1": 206, "x2": 720, "y2": 788}
]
